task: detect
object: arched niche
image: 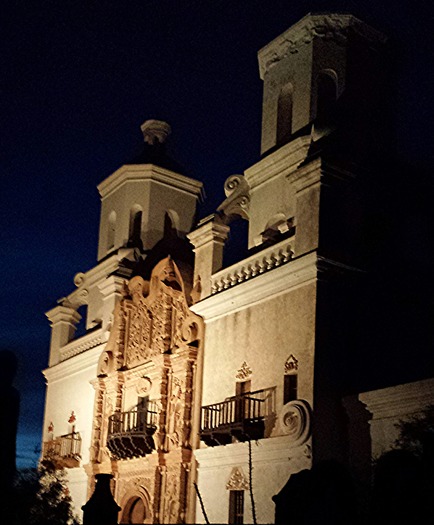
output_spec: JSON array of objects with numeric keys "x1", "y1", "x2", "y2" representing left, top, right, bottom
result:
[
  {"x1": 107, "y1": 210, "x2": 117, "y2": 250},
  {"x1": 128, "y1": 204, "x2": 143, "y2": 248},
  {"x1": 164, "y1": 209, "x2": 180, "y2": 235},
  {"x1": 276, "y1": 82, "x2": 294, "y2": 146},
  {"x1": 316, "y1": 69, "x2": 338, "y2": 127},
  {"x1": 120, "y1": 491, "x2": 152, "y2": 524}
]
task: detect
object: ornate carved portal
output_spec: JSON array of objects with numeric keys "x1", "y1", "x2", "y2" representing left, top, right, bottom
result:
[{"x1": 88, "y1": 257, "x2": 203, "y2": 523}]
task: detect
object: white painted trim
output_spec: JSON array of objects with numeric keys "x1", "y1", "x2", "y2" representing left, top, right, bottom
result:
[
  {"x1": 97, "y1": 164, "x2": 203, "y2": 199},
  {"x1": 59, "y1": 328, "x2": 108, "y2": 361},
  {"x1": 43, "y1": 345, "x2": 103, "y2": 384},
  {"x1": 359, "y1": 378, "x2": 434, "y2": 420},
  {"x1": 194, "y1": 436, "x2": 309, "y2": 469},
  {"x1": 191, "y1": 252, "x2": 318, "y2": 321},
  {"x1": 257, "y1": 14, "x2": 385, "y2": 78},
  {"x1": 244, "y1": 137, "x2": 311, "y2": 190}
]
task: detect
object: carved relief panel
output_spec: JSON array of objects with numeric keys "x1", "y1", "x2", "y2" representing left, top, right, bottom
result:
[
  {"x1": 157, "y1": 463, "x2": 189, "y2": 525},
  {"x1": 89, "y1": 257, "x2": 203, "y2": 522},
  {"x1": 124, "y1": 299, "x2": 153, "y2": 368},
  {"x1": 101, "y1": 257, "x2": 202, "y2": 371}
]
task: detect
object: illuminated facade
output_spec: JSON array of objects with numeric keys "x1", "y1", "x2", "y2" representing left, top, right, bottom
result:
[{"x1": 42, "y1": 13, "x2": 428, "y2": 524}]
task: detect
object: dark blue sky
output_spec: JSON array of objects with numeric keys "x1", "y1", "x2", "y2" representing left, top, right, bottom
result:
[{"x1": 1, "y1": 1, "x2": 433, "y2": 468}]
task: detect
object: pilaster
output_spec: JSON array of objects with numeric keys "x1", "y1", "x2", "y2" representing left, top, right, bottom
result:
[
  {"x1": 290, "y1": 158, "x2": 322, "y2": 257},
  {"x1": 187, "y1": 216, "x2": 230, "y2": 299},
  {"x1": 46, "y1": 305, "x2": 81, "y2": 366},
  {"x1": 98, "y1": 275, "x2": 126, "y2": 330}
]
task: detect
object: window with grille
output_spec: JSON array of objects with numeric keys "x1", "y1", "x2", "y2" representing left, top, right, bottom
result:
[{"x1": 229, "y1": 490, "x2": 244, "y2": 524}]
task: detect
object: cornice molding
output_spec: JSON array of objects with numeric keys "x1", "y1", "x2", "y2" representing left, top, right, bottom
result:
[
  {"x1": 244, "y1": 136, "x2": 311, "y2": 190},
  {"x1": 97, "y1": 164, "x2": 203, "y2": 200},
  {"x1": 258, "y1": 14, "x2": 386, "y2": 79},
  {"x1": 43, "y1": 345, "x2": 103, "y2": 383},
  {"x1": 289, "y1": 158, "x2": 357, "y2": 195},
  {"x1": 46, "y1": 305, "x2": 81, "y2": 326},
  {"x1": 59, "y1": 328, "x2": 108, "y2": 362},
  {"x1": 192, "y1": 251, "x2": 318, "y2": 321},
  {"x1": 194, "y1": 435, "x2": 309, "y2": 469},
  {"x1": 187, "y1": 218, "x2": 230, "y2": 250},
  {"x1": 359, "y1": 378, "x2": 434, "y2": 420}
]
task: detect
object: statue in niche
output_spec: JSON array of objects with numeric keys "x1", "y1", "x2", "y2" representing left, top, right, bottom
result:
[
  {"x1": 166, "y1": 381, "x2": 183, "y2": 449},
  {"x1": 159, "y1": 256, "x2": 182, "y2": 292},
  {"x1": 163, "y1": 471, "x2": 179, "y2": 523}
]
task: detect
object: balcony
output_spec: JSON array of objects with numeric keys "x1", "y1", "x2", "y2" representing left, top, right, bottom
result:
[
  {"x1": 107, "y1": 403, "x2": 158, "y2": 460},
  {"x1": 43, "y1": 432, "x2": 82, "y2": 468},
  {"x1": 200, "y1": 387, "x2": 276, "y2": 446}
]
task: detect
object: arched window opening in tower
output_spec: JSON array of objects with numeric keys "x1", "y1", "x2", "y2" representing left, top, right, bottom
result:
[
  {"x1": 128, "y1": 205, "x2": 143, "y2": 249},
  {"x1": 276, "y1": 82, "x2": 293, "y2": 146},
  {"x1": 107, "y1": 210, "x2": 116, "y2": 250},
  {"x1": 316, "y1": 70, "x2": 338, "y2": 129}
]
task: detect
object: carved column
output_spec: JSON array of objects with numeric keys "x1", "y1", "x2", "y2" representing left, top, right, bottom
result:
[
  {"x1": 187, "y1": 216, "x2": 230, "y2": 299},
  {"x1": 46, "y1": 305, "x2": 81, "y2": 366}
]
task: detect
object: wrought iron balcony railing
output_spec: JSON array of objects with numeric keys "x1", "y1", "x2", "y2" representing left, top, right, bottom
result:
[
  {"x1": 107, "y1": 403, "x2": 158, "y2": 460},
  {"x1": 200, "y1": 387, "x2": 276, "y2": 445},
  {"x1": 43, "y1": 432, "x2": 82, "y2": 468}
]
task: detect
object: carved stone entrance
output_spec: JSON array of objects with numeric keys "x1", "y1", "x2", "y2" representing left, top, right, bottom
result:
[{"x1": 120, "y1": 496, "x2": 147, "y2": 524}]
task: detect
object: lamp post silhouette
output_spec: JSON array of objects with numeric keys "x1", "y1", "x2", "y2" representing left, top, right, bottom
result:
[
  {"x1": 0, "y1": 350, "x2": 20, "y2": 522},
  {"x1": 82, "y1": 473, "x2": 121, "y2": 525}
]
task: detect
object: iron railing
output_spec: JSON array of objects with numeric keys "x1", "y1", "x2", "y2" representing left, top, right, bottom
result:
[
  {"x1": 201, "y1": 387, "x2": 276, "y2": 433},
  {"x1": 43, "y1": 432, "x2": 82, "y2": 461},
  {"x1": 108, "y1": 402, "x2": 158, "y2": 438}
]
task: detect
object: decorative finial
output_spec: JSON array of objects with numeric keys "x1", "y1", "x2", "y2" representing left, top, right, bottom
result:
[{"x1": 140, "y1": 120, "x2": 171, "y2": 145}]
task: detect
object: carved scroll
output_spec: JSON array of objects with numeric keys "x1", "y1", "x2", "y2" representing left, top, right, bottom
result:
[{"x1": 217, "y1": 174, "x2": 250, "y2": 224}]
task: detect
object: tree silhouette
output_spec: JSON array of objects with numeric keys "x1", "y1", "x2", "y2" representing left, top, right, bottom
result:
[{"x1": 15, "y1": 456, "x2": 80, "y2": 525}]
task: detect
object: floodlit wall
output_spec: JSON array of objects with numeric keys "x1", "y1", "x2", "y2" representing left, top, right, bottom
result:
[
  {"x1": 193, "y1": 254, "x2": 318, "y2": 524},
  {"x1": 42, "y1": 346, "x2": 101, "y2": 516}
]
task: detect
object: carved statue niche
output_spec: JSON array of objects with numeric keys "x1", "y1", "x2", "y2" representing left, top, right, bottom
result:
[
  {"x1": 147, "y1": 257, "x2": 203, "y2": 355},
  {"x1": 164, "y1": 377, "x2": 184, "y2": 451},
  {"x1": 161, "y1": 465, "x2": 182, "y2": 524}
]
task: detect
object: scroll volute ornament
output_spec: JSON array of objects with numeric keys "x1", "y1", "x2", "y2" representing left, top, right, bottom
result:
[
  {"x1": 97, "y1": 351, "x2": 114, "y2": 377},
  {"x1": 217, "y1": 174, "x2": 250, "y2": 224}
]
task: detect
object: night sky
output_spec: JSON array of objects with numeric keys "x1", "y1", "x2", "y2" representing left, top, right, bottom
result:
[{"x1": 1, "y1": 1, "x2": 433, "y2": 469}]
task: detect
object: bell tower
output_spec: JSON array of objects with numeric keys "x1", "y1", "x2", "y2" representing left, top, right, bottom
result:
[
  {"x1": 97, "y1": 120, "x2": 203, "y2": 261},
  {"x1": 258, "y1": 13, "x2": 387, "y2": 155}
]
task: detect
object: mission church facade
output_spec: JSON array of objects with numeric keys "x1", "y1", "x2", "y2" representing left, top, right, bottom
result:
[{"x1": 42, "y1": 13, "x2": 434, "y2": 524}]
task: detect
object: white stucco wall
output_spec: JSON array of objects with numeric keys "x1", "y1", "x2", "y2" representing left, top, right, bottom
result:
[
  {"x1": 195, "y1": 437, "x2": 311, "y2": 524},
  {"x1": 193, "y1": 255, "x2": 317, "y2": 523},
  {"x1": 359, "y1": 378, "x2": 434, "y2": 459},
  {"x1": 199, "y1": 279, "x2": 317, "y2": 411},
  {"x1": 43, "y1": 345, "x2": 101, "y2": 515}
]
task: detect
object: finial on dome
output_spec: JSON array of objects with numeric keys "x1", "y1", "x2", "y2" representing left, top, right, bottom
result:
[{"x1": 140, "y1": 120, "x2": 171, "y2": 145}]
